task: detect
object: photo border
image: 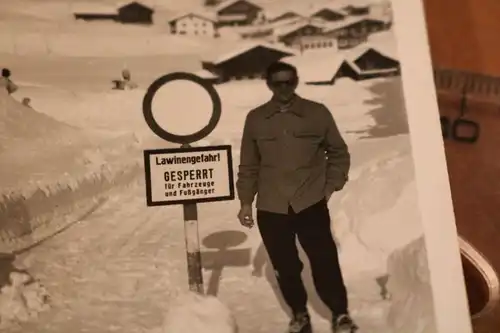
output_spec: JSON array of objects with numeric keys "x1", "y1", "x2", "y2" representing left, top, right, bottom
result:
[{"x1": 391, "y1": 0, "x2": 473, "y2": 332}]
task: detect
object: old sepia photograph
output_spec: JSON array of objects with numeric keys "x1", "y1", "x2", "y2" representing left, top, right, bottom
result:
[{"x1": 0, "y1": 0, "x2": 471, "y2": 332}]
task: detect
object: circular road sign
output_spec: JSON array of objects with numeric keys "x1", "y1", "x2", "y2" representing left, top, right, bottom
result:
[{"x1": 142, "y1": 72, "x2": 222, "y2": 144}]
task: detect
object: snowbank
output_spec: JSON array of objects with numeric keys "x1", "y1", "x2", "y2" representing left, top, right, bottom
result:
[
  {"x1": 0, "y1": 161, "x2": 143, "y2": 253},
  {"x1": 0, "y1": 89, "x2": 74, "y2": 150},
  {"x1": 385, "y1": 236, "x2": 437, "y2": 333},
  {"x1": 158, "y1": 292, "x2": 238, "y2": 333},
  {"x1": 0, "y1": 88, "x2": 145, "y2": 253},
  {"x1": 0, "y1": 260, "x2": 50, "y2": 329},
  {"x1": 330, "y1": 136, "x2": 423, "y2": 278}
]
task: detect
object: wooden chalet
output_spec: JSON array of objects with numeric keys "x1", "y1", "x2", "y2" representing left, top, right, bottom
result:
[
  {"x1": 280, "y1": 39, "x2": 400, "y2": 84},
  {"x1": 214, "y1": 0, "x2": 263, "y2": 26},
  {"x1": 72, "y1": 3, "x2": 118, "y2": 21},
  {"x1": 201, "y1": 42, "x2": 298, "y2": 82},
  {"x1": 323, "y1": 17, "x2": 387, "y2": 49},
  {"x1": 117, "y1": 1, "x2": 154, "y2": 24},
  {"x1": 343, "y1": 44, "x2": 400, "y2": 80},
  {"x1": 343, "y1": 4, "x2": 371, "y2": 16},
  {"x1": 309, "y1": 7, "x2": 347, "y2": 22},
  {"x1": 274, "y1": 21, "x2": 333, "y2": 50},
  {"x1": 167, "y1": 12, "x2": 218, "y2": 37}
]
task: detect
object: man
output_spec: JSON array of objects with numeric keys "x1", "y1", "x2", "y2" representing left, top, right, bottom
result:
[
  {"x1": 1, "y1": 68, "x2": 18, "y2": 94},
  {"x1": 236, "y1": 61, "x2": 356, "y2": 333},
  {"x1": 112, "y1": 69, "x2": 138, "y2": 90},
  {"x1": 121, "y1": 69, "x2": 138, "y2": 90}
]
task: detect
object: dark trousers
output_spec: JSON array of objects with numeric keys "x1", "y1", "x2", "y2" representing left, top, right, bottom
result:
[{"x1": 256, "y1": 199, "x2": 348, "y2": 316}]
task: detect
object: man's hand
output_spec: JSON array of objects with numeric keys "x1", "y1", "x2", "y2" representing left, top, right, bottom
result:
[{"x1": 238, "y1": 203, "x2": 254, "y2": 229}]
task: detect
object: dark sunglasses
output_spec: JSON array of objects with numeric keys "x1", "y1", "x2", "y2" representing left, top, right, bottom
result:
[{"x1": 269, "y1": 79, "x2": 296, "y2": 87}]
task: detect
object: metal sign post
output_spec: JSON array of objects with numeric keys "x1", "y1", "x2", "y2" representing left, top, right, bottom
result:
[
  {"x1": 181, "y1": 142, "x2": 203, "y2": 294},
  {"x1": 142, "y1": 72, "x2": 234, "y2": 294}
]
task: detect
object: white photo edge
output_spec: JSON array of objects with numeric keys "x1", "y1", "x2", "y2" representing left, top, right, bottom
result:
[{"x1": 391, "y1": 0, "x2": 473, "y2": 332}]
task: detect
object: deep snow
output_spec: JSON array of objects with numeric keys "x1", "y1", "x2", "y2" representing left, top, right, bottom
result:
[
  {"x1": 0, "y1": 2, "x2": 435, "y2": 330},
  {"x1": 0, "y1": 76, "x2": 435, "y2": 333}
]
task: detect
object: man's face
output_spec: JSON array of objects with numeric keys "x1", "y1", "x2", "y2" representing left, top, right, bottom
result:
[{"x1": 268, "y1": 70, "x2": 298, "y2": 102}]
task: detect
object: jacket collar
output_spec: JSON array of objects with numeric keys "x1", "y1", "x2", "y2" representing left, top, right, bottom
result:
[{"x1": 264, "y1": 94, "x2": 304, "y2": 118}]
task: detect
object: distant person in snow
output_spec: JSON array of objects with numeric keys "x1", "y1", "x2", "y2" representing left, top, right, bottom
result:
[
  {"x1": 236, "y1": 61, "x2": 356, "y2": 333},
  {"x1": 22, "y1": 97, "x2": 32, "y2": 108},
  {"x1": 1, "y1": 68, "x2": 18, "y2": 94},
  {"x1": 113, "y1": 69, "x2": 138, "y2": 90}
]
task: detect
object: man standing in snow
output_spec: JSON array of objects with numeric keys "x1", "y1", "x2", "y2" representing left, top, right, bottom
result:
[
  {"x1": 112, "y1": 69, "x2": 138, "y2": 90},
  {"x1": 121, "y1": 69, "x2": 138, "y2": 90},
  {"x1": 236, "y1": 61, "x2": 356, "y2": 333}
]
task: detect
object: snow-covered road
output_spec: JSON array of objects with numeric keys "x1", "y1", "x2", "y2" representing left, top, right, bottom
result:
[
  {"x1": 7, "y1": 134, "x2": 419, "y2": 333},
  {"x1": 1, "y1": 77, "x2": 429, "y2": 333}
]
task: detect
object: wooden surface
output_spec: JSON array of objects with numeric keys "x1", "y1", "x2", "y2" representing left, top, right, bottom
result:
[
  {"x1": 423, "y1": 1, "x2": 500, "y2": 332},
  {"x1": 424, "y1": 0, "x2": 500, "y2": 75}
]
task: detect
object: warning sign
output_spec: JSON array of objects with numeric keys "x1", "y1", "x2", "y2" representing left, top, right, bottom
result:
[{"x1": 144, "y1": 145, "x2": 235, "y2": 206}]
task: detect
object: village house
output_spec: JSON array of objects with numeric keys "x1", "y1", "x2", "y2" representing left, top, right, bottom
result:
[
  {"x1": 322, "y1": 17, "x2": 387, "y2": 49},
  {"x1": 168, "y1": 12, "x2": 218, "y2": 37},
  {"x1": 116, "y1": 1, "x2": 154, "y2": 24},
  {"x1": 72, "y1": 3, "x2": 118, "y2": 22},
  {"x1": 214, "y1": 0, "x2": 263, "y2": 26},
  {"x1": 343, "y1": 44, "x2": 400, "y2": 79},
  {"x1": 193, "y1": 69, "x2": 222, "y2": 84},
  {"x1": 274, "y1": 21, "x2": 334, "y2": 51},
  {"x1": 309, "y1": 7, "x2": 347, "y2": 22},
  {"x1": 201, "y1": 42, "x2": 297, "y2": 82},
  {"x1": 280, "y1": 40, "x2": 400, "y2": 84},
  {"x1": 342, "y1": 4, "x2": 371, "y2": 16}
]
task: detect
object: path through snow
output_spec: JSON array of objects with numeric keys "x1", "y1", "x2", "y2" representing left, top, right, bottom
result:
[{"x1": 3, "y1": 133, "x2": 420, "y2": 333}]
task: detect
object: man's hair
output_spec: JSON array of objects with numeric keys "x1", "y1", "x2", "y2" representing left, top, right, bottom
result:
[
  {"x1": 265, "y1": 61, "x2": 298, "y2": 83},
  {"x1": 1, "y1": 68, "x2": 11, "y2": 78}
]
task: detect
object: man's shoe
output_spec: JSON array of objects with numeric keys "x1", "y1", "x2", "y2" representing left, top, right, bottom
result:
[
  {"x1": 289, "y1": 311, "x2": 312, "y2": 333},
  {"x1": 332, "y1": 314, "x2": 358, "y2": 333}
]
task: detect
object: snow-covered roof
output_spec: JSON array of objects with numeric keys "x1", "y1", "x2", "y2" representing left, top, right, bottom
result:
[
  {"x1": 167, "y1": 10, "x2": 217, "y2": 23},
  {"x1": 279, "y1": 36, "x2": 399, "y2": 80},
  {"x1": 264, "y1": 9, "x2": 304, "y2": 20},
  {"x1": 281, "y1": 51, "x2": 350, "y2": 82},
  {"x1": 209, "y1": 42, "x2": 298, "y2": 65},
  {"x1": 115, "y1": 1, "x2": 154, "y2": 10},
  {"x1": 323, "y1": 16, "x2": 384, "y2": 33},
  {"x1": 308, "y1": 6, "x2": 348, "y2": 17},
  {"x1": 215, "y1": 0, "x2": 262, "y2": 12},
  {"x1": 341, "y1": 35, "x2": 398, "y2": 62},
  {"x1": 370, "y1": 42, "x2": 397, "y2": 60},
  {"x1": 333, "y1": 0, "x2": 372, "y2": 8},
  {"x1": 274, "y1": 21, "x2": 328, "y2": 38},
  {"x1": 217, "y1": 14, "x2": 248, "y2": 21},
  {"x1": 268, "y1": 16, "x2": 327, "y2": 29},
  {"x1": 193, "y1": 69, "x2": 219, "y2": 79}
]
